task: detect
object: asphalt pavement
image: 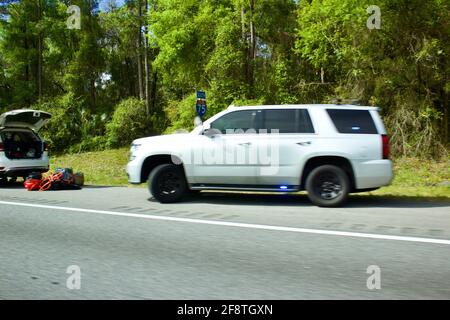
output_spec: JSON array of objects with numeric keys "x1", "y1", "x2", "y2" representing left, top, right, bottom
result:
[{"x1": 0, "y1": 184, "x2": 449, "y2": 299}]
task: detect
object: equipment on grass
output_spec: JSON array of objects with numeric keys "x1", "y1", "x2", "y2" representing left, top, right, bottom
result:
[{"x1": 24, "y1": 168, "x2": 84, "y2": 191}]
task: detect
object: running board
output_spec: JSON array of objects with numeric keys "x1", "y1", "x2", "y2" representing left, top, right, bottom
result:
[{"x1": 189, "y1": 184, "x2": 300, "y2": 192}]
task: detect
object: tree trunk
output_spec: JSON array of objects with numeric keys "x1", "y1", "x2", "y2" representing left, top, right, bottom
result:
[
  {"x1": 23, "y1": 23, "x2": 30, "y2": 106},
  {"x1": 248, "y1": 0, "x2": 256, "y2": 98},
  {"x1": 137, "y1": 0, "x2": 144, "y2": 100},
  {"x1": 150, "y1": 71, "x2": 158, "y2": 113},
  {"x1": 144, "y1": 0, "x2": 150, "y2": 115},
  {"x1": 87, "y1": 0, "x2": 96, "y2": 107},
  {"x1": 443, "y1": 90, "x2": 449, "y2": 145},
  {"x1": 24, "y1": 26, "x2": 29, "y2": 83},
  {"x1": 240, "y1": 7, "x2": 245, "y2": 40},
  {"x1": 37, "y1": 0, "x2": 43, "y2": 100},
  {"x1": 90, "y1": 78, "x2": 96, "y2": 107},
  {"x1": 249, "y1": 0, "x2": 256, "y2": 60}
]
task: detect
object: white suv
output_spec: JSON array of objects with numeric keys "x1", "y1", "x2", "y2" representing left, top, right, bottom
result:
[
  {"x1": 0, "y1": 109, "x2": 52, "y2": 183},
  {"x1": 127, "y1": 104, "x2": 393, "y2": 207}
]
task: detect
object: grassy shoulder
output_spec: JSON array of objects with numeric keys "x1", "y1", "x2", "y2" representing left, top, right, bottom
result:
[
  {"x1": 368, "y1": 157, "x2": 449, "y2": 199},
  {"x1": 51, "y1": 149, "x2": 450, "y2": 199},
  {"x1": 50, "y1": 148, "x2": 130, "y2": 186}
]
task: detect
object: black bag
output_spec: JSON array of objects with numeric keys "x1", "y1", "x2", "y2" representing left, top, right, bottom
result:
[
  {"x1": 55, "y1": 168, "x2": 73, "y2": 181},
  {"x1": 52, "y1": 168, "x2": 81, "y2": 190}
]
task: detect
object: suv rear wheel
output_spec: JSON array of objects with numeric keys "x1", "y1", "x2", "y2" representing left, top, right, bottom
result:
[
  {"x1": 305, "y1": 165, "x2": 350, "y2": 207},
  {"x1": 148, "y1": 164, "x2": 187, "y2": 203}
]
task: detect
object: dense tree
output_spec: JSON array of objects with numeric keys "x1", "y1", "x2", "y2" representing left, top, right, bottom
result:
[
  {"x1": 0, "y1": 0, "x2": 448, "y2": 157},
  {"x1": 0, "y1": 0, "x2": 44, "y2": 106},
  {"x1": 296, "y1": 0, "x2": 450, "y2": 156}
]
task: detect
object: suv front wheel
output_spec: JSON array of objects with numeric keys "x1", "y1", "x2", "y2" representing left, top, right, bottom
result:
[
  {"x1": 305, "y1": 165, "x2": 350, "y2": 207},
  {"x1": 148, "y1": 164, "x2": 187, "y2": 203}
]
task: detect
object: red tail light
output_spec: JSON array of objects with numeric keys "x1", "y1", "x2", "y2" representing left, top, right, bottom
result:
[
  {"x1": 382, "y1": 134, "x2": 390, "y2": 159},
  {"x1": 44, "y1": 142, "x2": 49, "y2": 152},
  {"x1": 0, "y1": 143, "x2": 4, "y2": 152}
]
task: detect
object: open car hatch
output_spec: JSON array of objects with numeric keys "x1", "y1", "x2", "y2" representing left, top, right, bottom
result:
[{"x1": 0, "y1": 109, "x2": 52, "y2": 132}]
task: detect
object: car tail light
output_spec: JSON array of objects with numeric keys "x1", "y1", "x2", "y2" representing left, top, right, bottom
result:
[
  {"x1": 44, "y1": 142, "x2": 49, "y2": 152},
  {"x1": 0, "y1": 143, "x2": 4, "y2": 152},
  {"x1": 382, "y1": 134, "x2": 390, "y2": 159}
]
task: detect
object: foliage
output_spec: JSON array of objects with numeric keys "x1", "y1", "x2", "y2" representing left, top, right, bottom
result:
[
  {"x1": 35, "y1": 93, "x2": 85, "y2": 152},
  {"x1": 0, "y1": 0, "x2": 448, "y2": 158},
  {"x1": 105, "y1": 97, "x2": 153, "y2": 148},
  {"x1": 295, "y1": 0, "x2": 450, "y2": 157},
  {"x1": 163, "y1": 93, "x2": 197, "y2": 133},
  {"x1": 68, "y1": 135, "x2": 108, "y2": 154}
]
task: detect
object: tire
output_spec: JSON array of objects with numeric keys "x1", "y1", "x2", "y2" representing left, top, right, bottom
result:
[
  {"x1": 305, "y1": 165, "x2": 350, "y2": 207},
  {"x1": 148, "y1": 164, "x2": 187, "y2": 203}
]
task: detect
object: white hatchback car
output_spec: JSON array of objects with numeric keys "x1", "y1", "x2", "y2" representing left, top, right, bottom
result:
[{"x1": 0, "y1": 109, "x2": 52, "y2": 183}]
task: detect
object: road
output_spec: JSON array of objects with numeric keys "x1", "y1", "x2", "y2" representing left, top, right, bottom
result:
[{"x1": 0, "y1": 184, "x2": 449, "y2": 299}]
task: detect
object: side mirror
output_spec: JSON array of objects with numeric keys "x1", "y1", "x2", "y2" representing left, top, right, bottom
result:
[{"x1": 202, "y1": 128, "x2": 221, "y2": 138}]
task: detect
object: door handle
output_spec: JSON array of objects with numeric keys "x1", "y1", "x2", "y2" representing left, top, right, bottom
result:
[
  {"x1": 296, "y1": 141, "x2": 312, "y2": 146},
  {"x1": 238, "y1": 142, "x2": 252, "y2": 147}
]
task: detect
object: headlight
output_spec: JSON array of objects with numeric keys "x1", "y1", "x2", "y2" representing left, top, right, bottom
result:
[
  {"x1": 130, "y1": 143, "x2": 142, "y2": 153},
  {"x1": 129, "y1": 143, "x2": 142, "y2": 161}
]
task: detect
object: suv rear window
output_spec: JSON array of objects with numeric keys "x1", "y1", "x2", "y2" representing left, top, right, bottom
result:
[{"x1": 327, "y1": 109, "x2": 378, "y2": 134}]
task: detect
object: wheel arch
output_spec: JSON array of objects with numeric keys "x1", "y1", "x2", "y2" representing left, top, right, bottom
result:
[
  {"x1": 140, "y1": 154, "x2": 185, "y2": 183},
  {"x1": 301, "y1": 156, "x2": 355, "y2": 191}
]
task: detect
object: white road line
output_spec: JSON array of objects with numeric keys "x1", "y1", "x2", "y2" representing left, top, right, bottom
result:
[{"x1": 1, "y1": 200, "x2": 450, "y2": 245}]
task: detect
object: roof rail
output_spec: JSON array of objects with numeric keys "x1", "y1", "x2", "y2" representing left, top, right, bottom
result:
[{"x1": 329, "y1": 98, "x2": 361, "y2": 105}]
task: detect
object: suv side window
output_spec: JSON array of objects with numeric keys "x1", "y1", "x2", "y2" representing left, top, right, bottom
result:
[
  {"x1": 211, "y1": 110, "x2": 261, "y2": 134},
  {"x1": 327, "y1": 109, "x2": 378, "y2": 134},
  {"x1": 262, "y1": 109, "x2": 315, "y2": 133}
]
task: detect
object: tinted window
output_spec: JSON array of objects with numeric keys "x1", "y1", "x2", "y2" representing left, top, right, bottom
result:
[
  {"x1": 211, "y1": 110, "x2": 260, "y2": 134},
  {"x1": 327, "y1": 109, "x2": 378, "y2": 134},
  {"x1": 262, "y1": 109, "x2": 314, "y2": 133}
]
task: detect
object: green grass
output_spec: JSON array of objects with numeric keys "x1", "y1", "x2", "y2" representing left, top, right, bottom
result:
[
  {"x1": 50, "y1": 148, "x2": 130, "y2": 186},
  {"x1": 368, "y1": 157, "x2": 450, "y2": 199},
  {"x1": 51, "y1": 149, "x2": 450, "y2": 199}
]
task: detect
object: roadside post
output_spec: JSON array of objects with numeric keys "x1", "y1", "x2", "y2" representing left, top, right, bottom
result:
[{"x1": 196, "y1": 90, "x2": 207, "y2": 119}]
